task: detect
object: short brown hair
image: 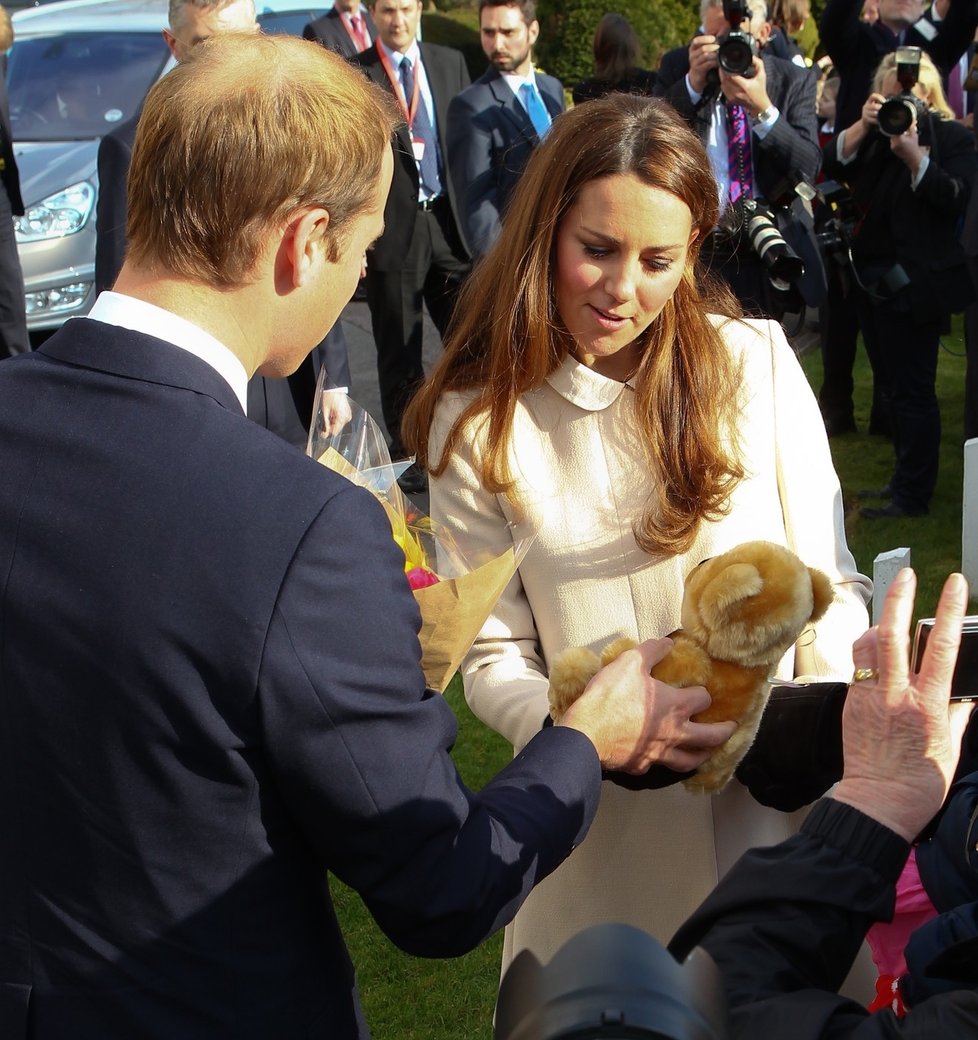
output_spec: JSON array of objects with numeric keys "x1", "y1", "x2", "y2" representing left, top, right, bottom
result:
[
  {"x1": 405, "y1": 95, "x2": 745, "y2": 555},
  {"x1": 478, "y1": 0, "x2": 536, "y2": 23},
  {"x1": 126, "y1": 32, "x2": 398, "y2": 287}
]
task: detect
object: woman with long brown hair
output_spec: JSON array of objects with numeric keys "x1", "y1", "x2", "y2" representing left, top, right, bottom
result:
[{"x1": 404, "y1": 93, "x2": 870, "y2": 976}]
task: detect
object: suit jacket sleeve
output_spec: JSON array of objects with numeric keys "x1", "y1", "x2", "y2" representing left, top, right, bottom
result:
[
  {"x1": 446, "y1": 89, "x2": 503, "y2": 257},
  {"x1": 257, "y1": 483, "x2": 600, "y2": 957},
  {"x1": 756, "y1": 62, "x2": 822, "y2": 188},
  {"x1": 95, "y1": 128, "x2": 133, "y2": 294},
  {"x1": 819, "y1": 0, "x2": 862, "y2": 71},
  {"x1": 916, "y1": 0, "x2": 978, "y2": 75}
]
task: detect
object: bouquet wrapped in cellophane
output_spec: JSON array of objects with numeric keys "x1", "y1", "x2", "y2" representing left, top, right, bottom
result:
[{"x1": 307, "y1": 382, "x2": 531, "y2": 692}]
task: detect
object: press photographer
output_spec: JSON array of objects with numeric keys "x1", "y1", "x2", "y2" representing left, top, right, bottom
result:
[
  {"x1": 822, "y1": 47, "x2": 976, "y2": 520},
  {"x1": 655, "y1": 0, "x2": 825, "y2": 319}
]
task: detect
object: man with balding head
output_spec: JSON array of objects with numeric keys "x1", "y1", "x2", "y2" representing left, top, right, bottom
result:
[{"x1": 0, "y1": 33, "x2": 728, "y2": 1038}]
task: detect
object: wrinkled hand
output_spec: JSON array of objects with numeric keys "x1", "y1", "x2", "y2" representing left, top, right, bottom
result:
[
  {"x1": 319, "y1": 388, "x2": 353, "y2": 437},
  {"x1": 558, "y1": 638, "x2": 737, "y2": 775},
  {"x1": 720, "y1": 57, "x2": 771, "y2": 116},
  {"x1": 833, "y1": 569, "x2": 973, "y2": 841},
  {"x1": 687, "y1": 34, "x2": 719, "y2": 95}
]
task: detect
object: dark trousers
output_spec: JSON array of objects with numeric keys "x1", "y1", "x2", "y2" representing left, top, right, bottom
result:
[
  {"x1": 854, "y1": 289, "x2": 941, "y2": 513},
  {"x1": 364, "y1": 198, "x2": 469, "y2": 454},
  {"x1": 0, "y1": 188, "x2": 28, "y2": 358}
]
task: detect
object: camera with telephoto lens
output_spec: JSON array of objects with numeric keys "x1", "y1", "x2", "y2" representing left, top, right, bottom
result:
[
  {"x1": 717, "y1": 0, "x2": 758, "y2": 77},
  {"x1": 877, "y1": 46, "x2": 928, "y2": 137},
  {"x1": 494, "y1": 923, "x2": 728, "y2": 1040},
  {"x1": 741, "y1": 198, "x2": 803, "y2": 288},
  {"x1": 814, "y1": 179, "x2": 858, "y2": 266}
]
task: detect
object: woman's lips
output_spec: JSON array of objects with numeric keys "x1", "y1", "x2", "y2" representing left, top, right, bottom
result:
[{"x1": 589, "y1": 304, "x2": 628, "y2": 329}]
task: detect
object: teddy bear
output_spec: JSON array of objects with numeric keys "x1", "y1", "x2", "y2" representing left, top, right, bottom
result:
[{"x1": 547, "y1": 540, "x2": 835, "y2": 794}]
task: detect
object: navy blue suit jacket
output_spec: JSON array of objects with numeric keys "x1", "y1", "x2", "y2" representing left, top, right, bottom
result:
[
  {"x1": 0, "y1": 319, "x2": 600, "y2": 1037},
  {"x1": 302, "y1": 7, "x2": 376, "y2": 60},
  {"x1": 446, "y1": 67, "x2": 564, "y2": 256}
]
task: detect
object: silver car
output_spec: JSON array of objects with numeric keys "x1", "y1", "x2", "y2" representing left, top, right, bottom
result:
[{"x1": 8, "y1": 0, "x2": 326, "y2": 335}]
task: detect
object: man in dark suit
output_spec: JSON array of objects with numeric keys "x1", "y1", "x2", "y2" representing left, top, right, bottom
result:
[
  {"x1": 95, "y1": 0, "x2": 351, "y2": 449},
  {"x1": 656, "y1": 0, "x2": 824, "y2": 317},
  {"x1": 0, "y1": 32, "x2": 734, "y2": 1039},
  {"x1": 0, "y1": 29, "x2": 28, "y2": 359},
  {"x1": 445, "y1": 0, "x2": 563, "y2": 257},
  {"x1": 355, "y1": 0, "x2": 471, "y2": 491},
  {"x1": 303, "y1": 0, "x2": 376, "y2": 59}
]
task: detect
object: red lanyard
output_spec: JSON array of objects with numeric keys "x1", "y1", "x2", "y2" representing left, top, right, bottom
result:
[{"x1": 378, "y1": 45, "x2": 421, "y2": 130}]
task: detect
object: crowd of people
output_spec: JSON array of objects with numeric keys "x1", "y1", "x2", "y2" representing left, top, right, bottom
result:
[{"x1": 0, "y1": 1, "x2": 977, "y2": 1038}]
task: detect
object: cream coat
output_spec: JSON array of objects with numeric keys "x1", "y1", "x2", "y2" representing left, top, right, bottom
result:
[{"x1": 428, "y1": 316, "x2": 872, "y2": 973}]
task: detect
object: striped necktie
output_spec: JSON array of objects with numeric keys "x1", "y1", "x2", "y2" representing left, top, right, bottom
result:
[
  {"x1": 400, "y1": 56, "x2": 442, "y2": 196},
  {"x1": 726, "y1": 103, "x2": 753, "y2": 205}
]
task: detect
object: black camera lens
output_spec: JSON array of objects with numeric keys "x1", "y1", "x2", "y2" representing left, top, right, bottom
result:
[
  {"x1": 717, "y1": 31, "x2": 756, "y2": 76},
  {"x1": 877, "y1": 95, "x2": 919, "y2": 137}
]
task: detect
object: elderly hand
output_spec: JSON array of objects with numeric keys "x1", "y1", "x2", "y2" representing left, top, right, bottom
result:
[
  {"x1": 889, "y1": 121, "x2": 925, "y2": 175},
  {"x1": 558, "y1": 639, "x2": 737, "y2": 775},
  {"x1": 720, "y1": 57, "x2": 771, "y2": 118},
  {"x1": 687, "y1": 34, "x2": 720, "y2": 95},
  {"x1": 833, "y1": 569, "x2": 973, "y2": 841},
  {"x1": 318, "y1": 388, "x2": 353, "y2": 437}
]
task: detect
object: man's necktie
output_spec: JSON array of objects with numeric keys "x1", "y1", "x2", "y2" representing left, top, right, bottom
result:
[
  {"x1": 519, "y1": 81, "x2": 552, "y2": 138},
  {"x1": 400, "y1": 55, "x2": 442, "y2": 196},
  {"x1": 348, "y1": 13, "x2": 370, "y2": 52},
  {"x1": 726, "y1": 103, "x2": 753, "y2": 206}
]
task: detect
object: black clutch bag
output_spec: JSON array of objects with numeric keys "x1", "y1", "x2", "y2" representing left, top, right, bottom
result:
[{"x1": 734, "y1": 681, "x2": 849, "y2": 812}]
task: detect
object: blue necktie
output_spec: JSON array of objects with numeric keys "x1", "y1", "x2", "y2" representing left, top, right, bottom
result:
[
  {"x1": 400, "y1": 56, "x2": 442, "y2": 196},
  {"x1": 519, "y1": 80, "x2": 551, "y2": 138}
]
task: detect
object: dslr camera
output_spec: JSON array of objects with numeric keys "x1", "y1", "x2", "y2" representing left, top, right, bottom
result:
[
  {"x1": 717, "y1": 0, "x2": 758, "y2": 77},
  {"x1": 877, "y1": 46, "x2": 928, "y2": 137}
]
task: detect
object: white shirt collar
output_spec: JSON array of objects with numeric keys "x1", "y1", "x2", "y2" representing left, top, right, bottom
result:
[
  {"x1": 85, "y1": 291, "x2": 249, "y2": 413},
  {"x1": 502, "y1": 67, "x2": 539, "y2": 96},
  {"x1": 377, "y1": 36, "x2": 421, "y2": 68}
]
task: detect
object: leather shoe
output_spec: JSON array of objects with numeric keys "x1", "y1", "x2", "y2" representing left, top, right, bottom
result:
[
  {"x1": 856, "y1": 484, "x2": 893, "y2": 500},
  {"x1": 860, "y1": 501, "x2": 927, "y2": 520},
  {"x1": 396, "y1": 463, "x2": 427, "y2": 496}
]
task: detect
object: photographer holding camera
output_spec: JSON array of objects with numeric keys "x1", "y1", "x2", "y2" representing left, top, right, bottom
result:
[
  {"x1": 656, "y1": 0, "x2": 825, "y2": 319},
  {"x1": 822, "y1": 47, "x2": 976, "y2": 519}
]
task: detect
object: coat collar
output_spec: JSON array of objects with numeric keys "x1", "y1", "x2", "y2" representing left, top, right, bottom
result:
[{"x1": 545, "y1": 353, "x2": 632, "y2": 411}]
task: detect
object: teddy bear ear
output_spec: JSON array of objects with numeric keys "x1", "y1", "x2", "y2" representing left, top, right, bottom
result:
[{"x1": 808, "y1": 567, "x2": 835, "y2": 623}]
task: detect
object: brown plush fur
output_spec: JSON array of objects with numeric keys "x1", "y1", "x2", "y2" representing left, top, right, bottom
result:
[{"x1": 547, "y1": 541, "x2": 835, "y2": 793}]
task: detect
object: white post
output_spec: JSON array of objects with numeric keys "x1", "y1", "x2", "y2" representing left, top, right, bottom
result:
[
  {"x1": 873, "y1": 548, "x2": 912, "y2": 624},
  {"x1": 964, "y1": 439, "x2": 978, "y2": 594}
]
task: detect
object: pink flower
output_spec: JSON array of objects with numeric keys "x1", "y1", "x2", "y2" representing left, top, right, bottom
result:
[{"x1": 406, "y1": 567, "x2": 440, "y2": 590}]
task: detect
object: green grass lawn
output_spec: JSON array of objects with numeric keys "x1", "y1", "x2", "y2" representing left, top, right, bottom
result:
[{"x1": 335, "y1": 315, "x2": 974, "y2": 1038}]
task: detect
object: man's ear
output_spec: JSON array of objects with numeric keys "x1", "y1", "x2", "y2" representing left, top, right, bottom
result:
[
  {"x1": 528, "y1": 18, "x2": 540, "y2": 48},
  {"x1": 162, "y1": 27, "x2": 179, "y2": 59},
  {"x1": 289, "y1": 207, "x2": 332, "y2": 289}
]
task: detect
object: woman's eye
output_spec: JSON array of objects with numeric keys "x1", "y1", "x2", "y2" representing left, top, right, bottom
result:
[
  {"x1": 582, "y1": 244, "x2": 609, "y2": 258},
  {"x1": 643, "y1": 257, "x2": 672, "y2": 273}
]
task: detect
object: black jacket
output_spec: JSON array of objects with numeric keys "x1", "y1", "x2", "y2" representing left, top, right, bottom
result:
[{"x1": 670, "y1": 799, "x2": 978, "y2": 1039}]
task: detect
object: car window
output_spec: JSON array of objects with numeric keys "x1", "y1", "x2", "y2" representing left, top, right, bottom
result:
[
  {"x1": 257, "y1": 9, "x2": 328, "y2": 36},
  {"x1": 7, "y1": 31, "x2": 170, "y2": 142}
]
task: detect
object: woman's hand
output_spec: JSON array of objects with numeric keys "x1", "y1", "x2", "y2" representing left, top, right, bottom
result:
[
  {"x1": 889, "y1": 120, "x2": 925, "y2": 176},
  {"x1": 558, "y1": 639, "x2": 737, "y2": 775},
  {"x1": 861, "y1": 91, "x2": 885, "y2": 130}
]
